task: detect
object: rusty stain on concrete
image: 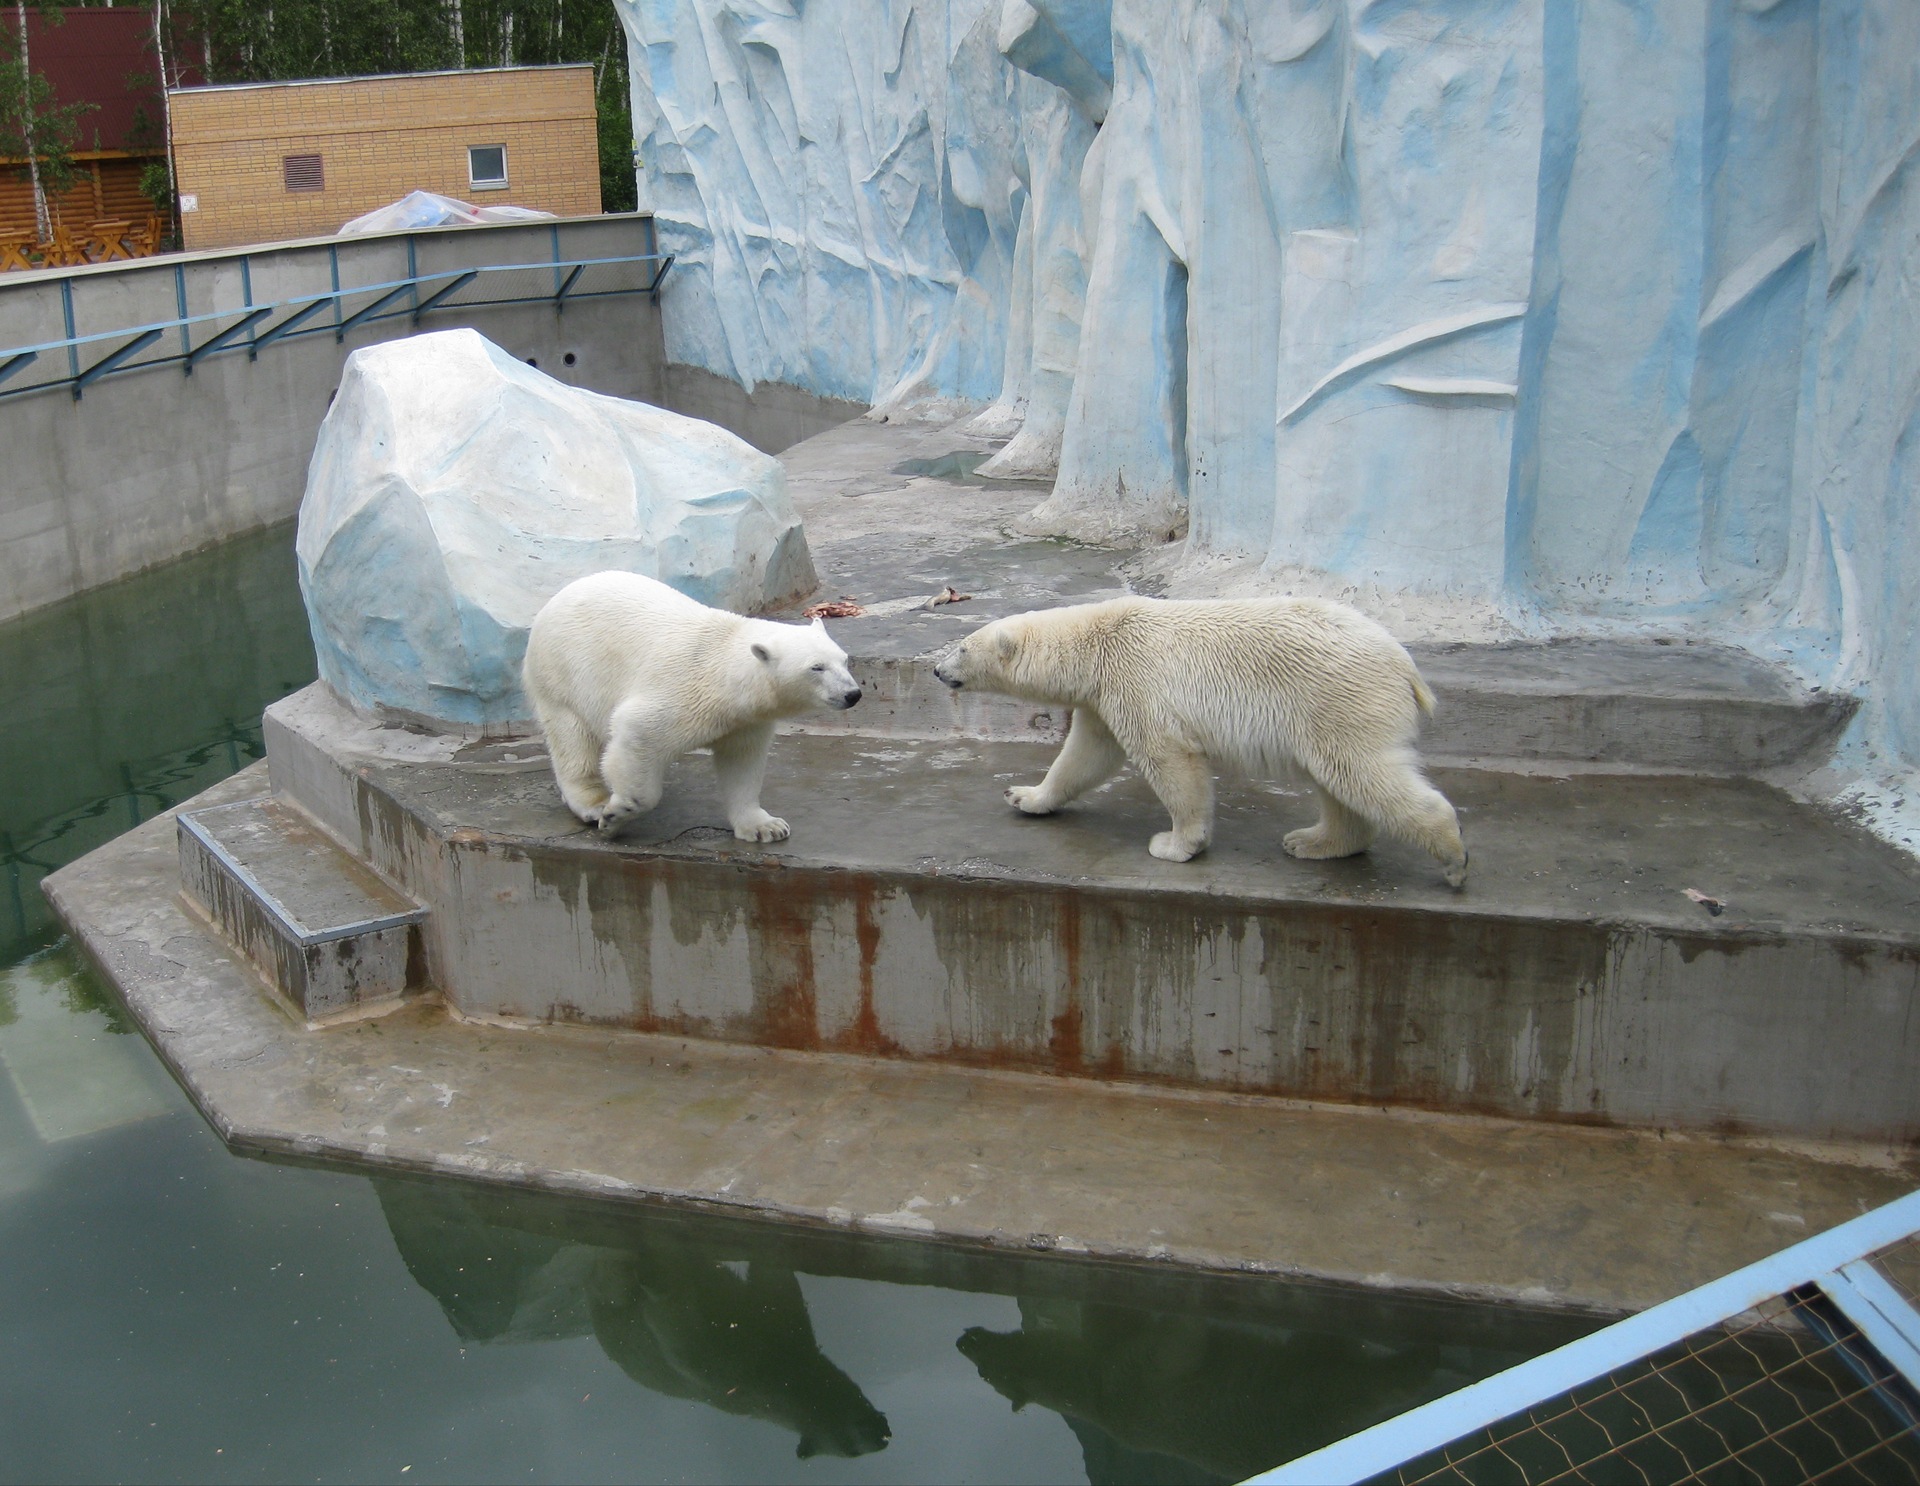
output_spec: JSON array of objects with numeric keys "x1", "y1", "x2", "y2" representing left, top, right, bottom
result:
[{"x1": 255, "y1": 679, "x2": 1920, "y2": 1142}]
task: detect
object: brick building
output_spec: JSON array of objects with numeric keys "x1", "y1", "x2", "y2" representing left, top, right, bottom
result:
[
  {"x1": 0, "y1": 7, "x2": 175, "y2": 245},
  {"x1": 168, "y1": 65, "x2": 601, "y2": 250}
]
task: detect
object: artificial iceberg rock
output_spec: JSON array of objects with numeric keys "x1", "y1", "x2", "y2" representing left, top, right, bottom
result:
[
  {"x1": 297, "y1": 329, "x2": 815, "y2": 730},
  {"x1": 617, "y1": 0, "x2": 1920, "y2": 845}
]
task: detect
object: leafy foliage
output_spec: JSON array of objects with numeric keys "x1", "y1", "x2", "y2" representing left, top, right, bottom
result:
[{"x1": 1, "y1": 2, "x2": 97, "y2": 200}]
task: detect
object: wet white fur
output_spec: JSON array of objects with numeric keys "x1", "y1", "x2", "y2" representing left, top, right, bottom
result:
[
  {"x1": 933, "y1": 596, "x2": 1467, "y2": 885},
  {"x1": 523, "y1": 571, "x2": 860, "y2": 842}
]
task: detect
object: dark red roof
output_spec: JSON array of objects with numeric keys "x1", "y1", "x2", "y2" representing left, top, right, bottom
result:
[{"x1": 19, "y1": 7, "x2": 199, "y2": 155}]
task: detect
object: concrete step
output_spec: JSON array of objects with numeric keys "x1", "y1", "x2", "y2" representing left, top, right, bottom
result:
[
  {"x1": 808, "y1": 626, "x2": 1856, "y2": 775},
  {"x1": 266, "y1": 683, "x2": 1920, "y2": 1142},
  {"x1": 1410, "y1": 638, "x2": 1856, "y2": 773},
  {"x1": 778, "y1": 416, "x2": 1856, "y2": 775},
  {"x1": 177, "y1": 795, "x2": 426, "y2": 1020}
]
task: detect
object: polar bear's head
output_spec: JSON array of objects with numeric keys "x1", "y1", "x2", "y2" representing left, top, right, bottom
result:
[
  {"x1": 752, "y1": 618, "x2": 862, "y2": 712},
  {"x1": 932, "y1": 614, "x2": 1047, "y2": 697},
  {"x1": 934, "y1": 607, "x2": 1101, "y2": 704}
]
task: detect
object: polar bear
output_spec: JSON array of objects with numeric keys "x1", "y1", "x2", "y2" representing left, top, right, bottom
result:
[
  {"x1": 932, "y1": 596, "x2": 1467, "y2": 886},
  {"x1": 523, "y1": 571, "x2": 861, "y2": 841}
]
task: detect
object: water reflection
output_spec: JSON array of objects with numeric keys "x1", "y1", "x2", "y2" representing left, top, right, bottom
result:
[
  {"x1": 372, "y1": 1176, "x2": 1596, "y2": 1482},
  {"x1": 0, "y1": 523, "x2": 315, "y2": 963},
  {"x1": 959, "y1": 1297, "x2": 1487, "y2": 1484},
  {"x1": 377, "y1": 1180, "x2": 893, "y2": 1460},
  {"x1": 591, "y1": 1251, "x2": 893, "y2": 1459}
]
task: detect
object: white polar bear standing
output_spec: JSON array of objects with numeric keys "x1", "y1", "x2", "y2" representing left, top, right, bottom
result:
[
  {"x1": 932, "y1": 596, "x2": 1468, "y2": 886},
  {"x1": 523, "y1": 572, "x2": 861, "y2": 841}
]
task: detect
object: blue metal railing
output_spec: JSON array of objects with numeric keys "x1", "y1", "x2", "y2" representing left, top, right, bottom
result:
[
  {"x1": 0, "y1": 246, "x2": 673, "y2": 403},
  {"x1": 1250, "y1": 1186, "x2": 1920, "y2": 1484}
]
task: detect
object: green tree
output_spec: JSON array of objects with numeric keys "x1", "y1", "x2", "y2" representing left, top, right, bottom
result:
[{"x1": 1, "y1": 1, "x2": 96, "y2": 237}]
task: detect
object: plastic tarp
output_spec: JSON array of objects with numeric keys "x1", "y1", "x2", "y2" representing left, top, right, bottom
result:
[{"x1": 338, "y1": 190, "x2": 556, "y2": 236}]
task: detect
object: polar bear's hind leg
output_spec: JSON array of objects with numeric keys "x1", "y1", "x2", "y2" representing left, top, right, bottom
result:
[
  {"x1": 539, "y1": 705, "x2": 613, "y2": 823},
  {"x1": 1006, "y1": 709, "x2": 1127, "y2": 816},
  {"x1": 1311, "y1": 749, "x2": 1467, "y2": 888},
  {"x1": 1137, "y1": 748, "x2": 1215, "y2": 862},
  {"x1": 1283, "y1": 785, "x2": 1376, "y2": 860},
  {"x1": 712, "y1": 721, "x2": 790, "y2": 843}
]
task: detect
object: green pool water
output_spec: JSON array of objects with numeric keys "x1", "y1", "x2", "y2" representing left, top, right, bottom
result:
[{"x1": 0, "y1": 530, "x2": 1597, "y2": 1485}]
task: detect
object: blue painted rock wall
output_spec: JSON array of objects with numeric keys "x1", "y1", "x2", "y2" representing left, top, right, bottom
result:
[{"x1": 619, "y1": 0, "x2": 1920, "y2": 796}]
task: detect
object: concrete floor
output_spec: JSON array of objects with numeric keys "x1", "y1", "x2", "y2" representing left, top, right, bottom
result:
[{"x1": 44, "y1": 765, "x2": 1920, "y2": 1317}]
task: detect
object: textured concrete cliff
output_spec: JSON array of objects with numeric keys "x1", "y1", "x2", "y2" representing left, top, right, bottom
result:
[{"x1": 619, "y1": 0, "x2": 1919, "y2": 846}]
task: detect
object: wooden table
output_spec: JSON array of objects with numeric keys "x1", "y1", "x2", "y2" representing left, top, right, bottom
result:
[{"x1": 87, "y1": 219, "x2": 135, "y2": 262}]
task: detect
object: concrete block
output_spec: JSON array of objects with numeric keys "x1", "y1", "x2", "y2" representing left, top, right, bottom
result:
[
  {"x1": 178, "y1": 796, "x2": 426, "y2": 1019},
  {"x1": 263, "y1": 682, "x2": 1920, "y2": 1142}
]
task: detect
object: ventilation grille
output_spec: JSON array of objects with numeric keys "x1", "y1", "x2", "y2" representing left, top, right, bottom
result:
[{"x1": 282, "y1": 154, "x2": 324, "y2": 194}]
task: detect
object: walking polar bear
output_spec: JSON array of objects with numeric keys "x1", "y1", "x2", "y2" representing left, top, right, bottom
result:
[
  {"x1": 523, "y1": 571, "x2": 861, "y2": 842},
  {"x1": 932, "y1": 596, "x2": 1468, "y2": 886}
]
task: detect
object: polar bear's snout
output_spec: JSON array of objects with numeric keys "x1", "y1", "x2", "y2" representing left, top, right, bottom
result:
[
  {"x1": 932, "y1": 644, "x2": 967, "y2": 689},
  {"x1": 805, "y1": 657, "x2": 862, "y2": 710}
]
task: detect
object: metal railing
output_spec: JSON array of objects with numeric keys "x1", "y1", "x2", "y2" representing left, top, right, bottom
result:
[
  {"x1": 1251, "y1": 1187, "x2": 1920, "y2": 1484},
  {"x1": 0, "y1": 237, "x2": 672, "y2": 403}
]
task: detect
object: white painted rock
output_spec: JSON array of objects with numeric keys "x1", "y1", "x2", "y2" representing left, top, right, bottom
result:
[{"x1": 297, "y1": 329, "x2": 816, "y2": 729}]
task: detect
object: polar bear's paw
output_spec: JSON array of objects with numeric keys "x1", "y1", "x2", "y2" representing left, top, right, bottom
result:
[
  {"x1": 1442, "y1": 849, "x2": 1469, "y2": 889},
  {"x1": 1149, "y1": 831, "x2": 1203, "y2": 862},
  {"x1": 595, "y1": 796, "x2": 645, "y2": 836},
  {"x1": 733, "y1": 813, "x2": 791, "y2": 844},
  {"x1": 1005, "y1": 785, "x2": 1056, "y2": 815},
  {"x1": 562, "y1": 790, "x2": 612, "y2": 825},
  {"x1": 1283, "y1": 824, "x2": 1365, "y2": 860}
]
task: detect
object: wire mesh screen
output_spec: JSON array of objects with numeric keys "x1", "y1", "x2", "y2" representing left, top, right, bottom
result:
[
  {"x1": 1365, "y1": 1288, "x2": 1920, "y2": 1486},
  {"x1": 1873, "y1": 1236, "x2": 1920, "y2": 1316}
]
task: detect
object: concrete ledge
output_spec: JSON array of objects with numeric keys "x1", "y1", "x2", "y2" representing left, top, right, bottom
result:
[
  {"x1": 776, "y1": 417, "x2": 1856, "y2": 775},
  {"x1": 42, "y1": 763, "x2": 1920, "y2": 1316},
  {"x1": 263, "y1": 683, "x2": 1920, "y2": 1141}
]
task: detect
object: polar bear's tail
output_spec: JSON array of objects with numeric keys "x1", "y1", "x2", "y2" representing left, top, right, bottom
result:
[{"x1": 1410, "y1": 669, "x2": 1437, "y2": 718}]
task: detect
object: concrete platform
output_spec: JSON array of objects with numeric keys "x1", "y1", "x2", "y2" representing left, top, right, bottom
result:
[
  {"x1": 42, "y1": 765, "x2": 1920, "y2": 1316},
  {"x1": 260, "y1": 681, "x2": 1920, "y2": 1141}
]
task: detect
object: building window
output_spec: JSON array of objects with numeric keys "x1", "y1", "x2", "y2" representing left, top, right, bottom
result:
[
  {"x1": 469, "y1": 145, "x2": 508, "y2": 190},
  {"x1": 283, "y1": 154, "x2": 325, "y2": 193}
]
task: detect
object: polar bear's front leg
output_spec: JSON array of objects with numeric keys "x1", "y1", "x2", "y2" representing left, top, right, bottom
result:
[
  {"x1": 711, "y1": 722, "x2": 789, "y2": 843},
  {"x1": 1136, "y1": 749, "x2": 1215, "y2": 862},
  {"x1": 1006, "y1": 709, "x2": 1126, "y2": 815},
  {"x1": 597, "y1": 698, "x2": 672, "y2": 835}
]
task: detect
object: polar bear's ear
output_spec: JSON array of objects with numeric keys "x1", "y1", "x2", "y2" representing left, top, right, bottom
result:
[
  {"x1": 751, "y1": 642, "x2": 771, "y2": 663},
  {"x1": 810, "y1": 616, "x2": 826, "y2": 631},
  {"x1": 995, "y1": 630, "x2": 1017, "y2": 660}
]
